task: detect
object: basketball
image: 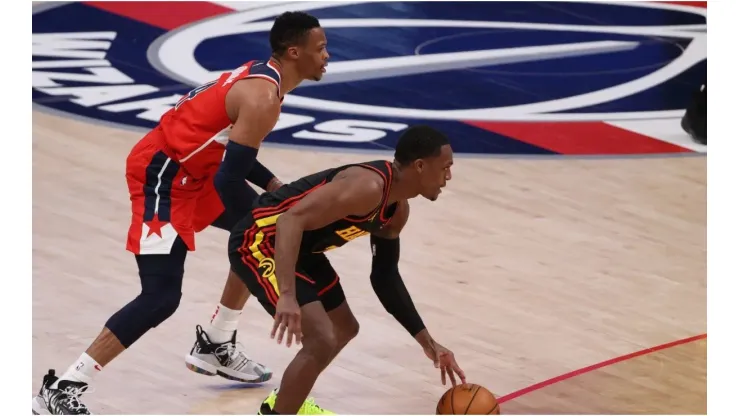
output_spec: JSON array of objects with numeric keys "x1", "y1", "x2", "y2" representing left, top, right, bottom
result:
[{"x1": 436, "y1": 384, "x2": 500, "y2": 415}]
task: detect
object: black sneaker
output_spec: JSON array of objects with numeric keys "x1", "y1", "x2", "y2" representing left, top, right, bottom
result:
[{"x1": 31, "y1": 369, "x2": 91, "y2": 415}]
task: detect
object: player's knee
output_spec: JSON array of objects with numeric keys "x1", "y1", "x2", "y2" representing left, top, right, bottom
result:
[
  {"x1": 105, "y1": 286, "x2": 181, "y2": 347},
  {"x1": 347, "y1": 316, "x2": 360, "y2": 339},
  {"x1": 336, "y1": 317, "x2": 360, "y2": 347},
  {"x1": 149, "y1": 288, "x2": 182, "y2": 326},
  {"x1": 304, "y1": 330, "x2": 338, "y2": 366},
  {"x1": 136, "y1": 255, "x2": 185, "y2": 326}
]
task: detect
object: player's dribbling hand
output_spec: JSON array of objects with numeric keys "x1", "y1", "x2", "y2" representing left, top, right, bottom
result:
[
  {"x1": 272, "y1": 295, "x2": 302, "y2": 347},
  {"x1": 424, "y1": 341, "x2": 467, "y2": 386}
]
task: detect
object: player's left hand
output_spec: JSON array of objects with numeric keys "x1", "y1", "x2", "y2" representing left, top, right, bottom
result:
[{"x1": 423, "y1": 341, "x2": 466, "y2": 386}]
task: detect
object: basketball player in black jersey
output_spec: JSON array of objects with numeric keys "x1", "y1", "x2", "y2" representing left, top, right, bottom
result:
[{"x1": 228, "y1": 125, "x2": 465, "y2": 415}]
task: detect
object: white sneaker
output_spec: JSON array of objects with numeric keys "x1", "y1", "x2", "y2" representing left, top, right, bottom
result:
[{"x1": 185, "y1": 325, "x2": 272, "y2": 383}]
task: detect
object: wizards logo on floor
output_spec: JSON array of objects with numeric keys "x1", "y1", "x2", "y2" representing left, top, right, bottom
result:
[{"x1": 32, "y1": 1, "x2": 707, "y2": 155}]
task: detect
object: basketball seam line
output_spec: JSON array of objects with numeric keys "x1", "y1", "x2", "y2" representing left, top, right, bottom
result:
[
  {"x1": 463, "y1": 385, "x2": 481, "y2": 414},
  {"x1": 450, "y1": 386, "x2": 456, "y2": 414}
]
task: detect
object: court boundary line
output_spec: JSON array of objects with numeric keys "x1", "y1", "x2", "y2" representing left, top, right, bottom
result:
[{"x1": 498, "y1": 333, "x2": 707, "y2": 403}]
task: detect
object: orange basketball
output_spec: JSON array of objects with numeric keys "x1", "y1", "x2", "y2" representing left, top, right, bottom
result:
[{"x1": 436, "y1": 384, "x2": 500, "y2": 415}]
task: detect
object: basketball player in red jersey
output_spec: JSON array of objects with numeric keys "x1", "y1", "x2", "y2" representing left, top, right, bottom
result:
[
  {"x1": 228, "y1": 126, "x2": 466, "y2": 414},
  {"x1": 32, "y1": 12, "x2": 329, "y2": 415}
]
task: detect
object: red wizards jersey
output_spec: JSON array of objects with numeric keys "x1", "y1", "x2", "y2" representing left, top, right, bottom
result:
[{"x1": 156, "y1": 59, "x2": 283, "y2": 180}]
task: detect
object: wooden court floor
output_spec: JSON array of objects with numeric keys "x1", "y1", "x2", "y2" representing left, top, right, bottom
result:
[{"x1": 32, "y1": 110, "x2": 706, "y2": 414}]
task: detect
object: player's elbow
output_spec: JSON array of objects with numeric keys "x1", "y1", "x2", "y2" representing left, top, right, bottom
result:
[
  {"x1": 373, "y1": 226, "x2": 401, "y2": 240},
  {"x1": 213, "y1": 166, "x2": 229, "y2": 191},
  {"x1": 218, "y1": 140, "x2": 259, "y2": 176},
  {"x1": 214, "y1": 140, "x2": 259, "y2": 213},
  {"x1": 213, "y1": 169, "x2": 242, "y2": 214}
]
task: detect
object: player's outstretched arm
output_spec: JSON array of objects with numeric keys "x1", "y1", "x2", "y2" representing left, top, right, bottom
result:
[
  {"x1": 370, "y1": 200, "x2": 466, "y2": 386},
  {"x1": 215, "y1": 79, "x2": 281, "y2": 213},
  {"x1": 368, "y1": 200, "x2": 426, "y2": 336},
  {"x1": 270, "y1": 168, "x2": 385, "y2": 347}
]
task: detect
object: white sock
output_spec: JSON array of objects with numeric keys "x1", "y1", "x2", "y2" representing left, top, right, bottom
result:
[
  {"x1": 51, "y1": 353, "x2": 101, "y2": 388},
  {"x1": 207, "y1": 303, "x2": 241, "y2": 344}
]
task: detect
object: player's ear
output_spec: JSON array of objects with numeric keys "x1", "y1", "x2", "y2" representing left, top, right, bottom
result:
[
  {"x1": 287, "y1": 46, "x2": 299, "y2": 60},
  {"x1": 413, "y1": 159, "x2": 425, "y2": 173}
]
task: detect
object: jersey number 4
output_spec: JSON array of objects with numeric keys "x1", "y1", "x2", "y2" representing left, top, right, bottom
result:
[{"x1": 175, "y1": 80, "x2": 217, "y2": 110}]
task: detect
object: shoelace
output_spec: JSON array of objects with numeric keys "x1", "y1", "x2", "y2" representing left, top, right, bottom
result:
[
  {"x1": 60, "y1": 385, "x2": 90, "y2": 414},
  {"x1": 214, "y1": 341, "x2": 253, "y2": 367}
]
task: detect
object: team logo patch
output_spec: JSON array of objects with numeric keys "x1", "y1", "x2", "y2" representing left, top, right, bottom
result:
[{"x1": 32, "y1": 1, "x2": 707, "y2": 156}]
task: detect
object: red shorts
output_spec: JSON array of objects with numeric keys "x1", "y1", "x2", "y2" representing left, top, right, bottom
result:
[{"x1": 125, "y1": 128, "x2": 225, "y2": 255}]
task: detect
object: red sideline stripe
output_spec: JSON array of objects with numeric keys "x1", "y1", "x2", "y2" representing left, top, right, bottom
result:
[
  {"x1": 84, "y1": 1, "x2": 234, "y2": 30},
  {"x1": 498, "y1": 333, "x2": 707, "y2": 403},
  {"x1": 657, "y1": 1, "x2": 707, "y2": 8},
  {"x1": 466, "y1": 121, "x2": 691, "y2": 155}
]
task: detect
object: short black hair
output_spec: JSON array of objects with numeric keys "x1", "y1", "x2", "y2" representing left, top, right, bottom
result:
[
  {"x1": 270, "y1": 12, "x2": 321, "y2": 56},
  {"x1": 394, "y1": 125, "x2": 450, "y2": 165}
]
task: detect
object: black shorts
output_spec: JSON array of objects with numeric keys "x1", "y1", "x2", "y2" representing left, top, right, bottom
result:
[
  {"x1": 210, "y1": 209, "x2": 241, "y2": 232},
  {"x1": 227, "y1": 214, "x2": 346, "y2": 316}
]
